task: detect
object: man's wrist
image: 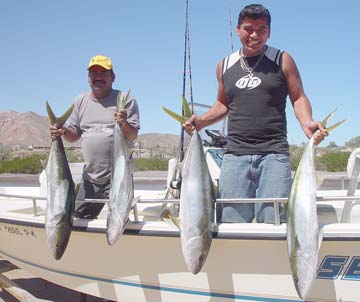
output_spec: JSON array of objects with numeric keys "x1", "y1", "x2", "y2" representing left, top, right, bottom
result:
[{"x1": 302, "y1": 120, "x2": 313, "y2": 128}]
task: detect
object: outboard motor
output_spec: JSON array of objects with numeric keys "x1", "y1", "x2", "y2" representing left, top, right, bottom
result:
[{"x1": 204, "y1": 129, "x2": 227, "y2": 147}]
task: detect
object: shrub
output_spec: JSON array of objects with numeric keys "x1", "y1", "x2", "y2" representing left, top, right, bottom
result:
[
  {"x1": 316, "y1": 152, "x2": 350, "y2": 172},
  {"x1": 135, "y1": 158, "x2": 168, "y2": 171},
  {"x1": 0, "y1": 154, "x2": 47, "y2": 174}
]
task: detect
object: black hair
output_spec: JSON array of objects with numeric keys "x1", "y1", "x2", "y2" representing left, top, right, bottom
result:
[{"x1": 238, "y1": 4, "x2": 271, "y2": 27}]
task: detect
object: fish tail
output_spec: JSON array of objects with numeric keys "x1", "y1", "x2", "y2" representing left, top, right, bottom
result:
[
  {"x1": 326, "y1": 119, "x2": 347, "y2": 132},
  {"x1": 58, "y1": 104, "x2": 74, "y2": 127},
  {"x1": 182, "y1": 95, "x2": 192, "y2": 119},
  {"x1": 117, "y1": 89, "x2": 131, "y2": 111},
  {"x1": 46, "y1": 101, "x2": 57, "y2": 125},
  {"x1": 320, "y1": 109, "x2": 337, "y2": 127},
  {"x1": 46, "y1": 101, "x2": 74, "y2": 127},
  {"x1": 162, "y1": 95, "x2": 193, "y2": 124},
  {"x1": 161, "y1": 106, "x2": 186, "y2": 124}
]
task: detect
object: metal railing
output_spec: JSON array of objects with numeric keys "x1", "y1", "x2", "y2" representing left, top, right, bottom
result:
[
  {"x1": 0, "y1": 155, "x2": 359, "y2": 226},
  {"x1": 1, "y1": 192, "x2": 360, "y2": 226}
]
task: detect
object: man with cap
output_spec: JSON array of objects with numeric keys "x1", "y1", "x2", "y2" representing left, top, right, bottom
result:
[{"x1": 50, "y1": 54, "x2": 140, "y2": 219}]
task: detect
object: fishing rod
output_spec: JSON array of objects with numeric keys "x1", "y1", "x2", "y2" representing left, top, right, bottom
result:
[
  {"x1": 228, "y1": 0, "x2": 234, "y2": 53},
  {"x1": 179, "y1": 0, "x2": 190, "y2": 162}
]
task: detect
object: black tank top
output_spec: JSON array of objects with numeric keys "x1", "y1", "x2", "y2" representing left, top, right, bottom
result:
[{"x1": 222, "y1": 46, "x2": 289, "y2": 155}]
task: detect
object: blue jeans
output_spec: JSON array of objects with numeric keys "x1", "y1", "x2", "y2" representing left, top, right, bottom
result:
[{"x1": 218, "y1": 153, "x2": 291, "y2": 223}]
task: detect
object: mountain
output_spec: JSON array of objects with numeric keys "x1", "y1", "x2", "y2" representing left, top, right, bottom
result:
[
  {"x1": 0, "y1": 111, "x2": 51, "y2": 147},
  {"x1": 138, "y1": 133, "x2": 180, "y2": 149},
  {"x1": 0, "y1": 110, "x2": 180, "y2": 150}
]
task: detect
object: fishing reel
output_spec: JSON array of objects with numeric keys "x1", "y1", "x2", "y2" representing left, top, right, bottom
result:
[{"x1": 203, "y1": 129, "x2": 227, "y2": 147}]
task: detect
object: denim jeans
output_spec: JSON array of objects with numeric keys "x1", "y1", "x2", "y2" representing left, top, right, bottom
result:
[
  {"x1": 74, "y1": 178, "x2": 110, "y2": 219},
  {"x1": 218, "y1": 153, "x2": 291, "y2": 223}
]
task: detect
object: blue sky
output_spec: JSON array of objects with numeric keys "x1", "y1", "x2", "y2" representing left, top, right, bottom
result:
[{"x1": 1, "y1": 0, "x2": 359, "y2": 146}]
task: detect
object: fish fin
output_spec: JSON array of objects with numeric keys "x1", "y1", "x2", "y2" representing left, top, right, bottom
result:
[
  {"x1": 117, "y1": 89, "x2": 131, "y2": 111},
  {"x1": 40, "y1": 158, "x2": 47, "y2": 169},
  {"x1": 75, "y1": 182, "x2": 81, "y2": 197},
  {"x1": 160, "y1": 209, "x2": 181, "y2": 230},
  {"x1": 126, "y1": 146, "x2": 134, "y2": 158},
  {"x1": 326, "y1": 119, "x2": 347, "y2": 133},
  {"x1": 182, "y1": 95, "x2": 192, "y2": 118},
  {"x1": 131, "y1": 196, "x2": 141, "y2": 208},
  {"x1": 161, "y1": 106, "x2": 186, "y2": 124},
  {"x1": 46, "y1": 101, "x2": 74, "y2": 128},
  {"x1": 295, "y1": 233, "x2": 301, "y2": 250},
  {"x1": 318, "y1": 227, "x2": 324, "y2": 252},
  {"x1": 316, "y1": 174, "x2": 325, "y2": 189}
]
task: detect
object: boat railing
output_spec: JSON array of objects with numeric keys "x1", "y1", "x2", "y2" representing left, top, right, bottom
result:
[
  {"x1": 1, "y1": 154, "x2": 359, "y2": 226},
  {"x1": 1, "y1": 193, "x2": 360, "y2": 226},
  {"x1": 341, "y1": 154, "x2": 360, "y2": 222}
]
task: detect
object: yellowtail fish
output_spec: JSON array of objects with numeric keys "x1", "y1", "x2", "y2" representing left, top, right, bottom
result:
[
  {"x1": 45, "y1": 102, "x2": 75, "y2": 260},
  {"x1": 287, "y1": 111, "x2": 346, "y2": 299},
  {"x1": 106, "y1": 91, "x2": 134, "y2": 245},
  {"x1": 162, "y1": 97, "x2": 215, "y2": 274}
]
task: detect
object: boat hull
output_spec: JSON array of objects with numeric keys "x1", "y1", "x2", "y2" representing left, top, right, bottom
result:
[{"x1": 1, "y1": 215, "x2": 360, "y2": 302}]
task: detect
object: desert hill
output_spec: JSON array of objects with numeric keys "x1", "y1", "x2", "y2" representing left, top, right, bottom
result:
[{"x1": 0, "y1": 110, "x2": 180, "y2": 151}]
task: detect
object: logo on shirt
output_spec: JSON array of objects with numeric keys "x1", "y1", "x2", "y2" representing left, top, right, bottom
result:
[{"x1": 235, "y1": 75, "x2": 261, "y2": 90}]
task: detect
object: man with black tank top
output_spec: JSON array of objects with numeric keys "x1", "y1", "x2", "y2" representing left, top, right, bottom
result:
[
  {"x1": 50, "y1": 55, "x2": 140, "y2": 219},
  {"x1": 184, "y1": 4, "x2": 327, "y2": 223}
]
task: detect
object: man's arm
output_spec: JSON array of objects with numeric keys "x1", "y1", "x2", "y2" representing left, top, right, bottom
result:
[
  {"x1": 120, "y1": 119, "x2": 138, "y2": 141},
  {"x1": 183, "y1": 61, "x2": 229, "y2": 133},
  {"x1": 282, "y1": 52, "x2": 327, "y2": 144}
]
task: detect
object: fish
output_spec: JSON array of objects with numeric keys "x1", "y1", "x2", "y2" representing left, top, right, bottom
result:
[
  {"x1": 180, "y1": 129, "x2": 215, "y2": 274},
  {"x1": 287, "y1": 111, "x2": 346, "y2": 299},
  {"x1": 45, "y1": 101, "x2": 75, "y2": 260},
  {"x1": 162, "y1": 97, "x2": 215, "y2": 274},
  {"x1": 106, "y1": 91, "x2": 135, "y2": 245}
]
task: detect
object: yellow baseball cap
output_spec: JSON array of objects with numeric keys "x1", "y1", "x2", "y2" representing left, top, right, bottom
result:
[{"x1": 87, "y1": 55, "x2": 113, "y2": 70}]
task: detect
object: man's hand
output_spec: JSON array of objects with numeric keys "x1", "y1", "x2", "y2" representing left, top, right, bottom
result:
[
  {"x1": 302, "y1": 121, "x2": 328, "y2": 145},
  {"x1": 114, "y1": 109, "x2": 127, "y2": 126},
  {"x1": 183, "y1": 115, "x2": 200, "y2": 136},
  {"x1": 49, "y1": 125, "x2": 66, "y2": 139}
]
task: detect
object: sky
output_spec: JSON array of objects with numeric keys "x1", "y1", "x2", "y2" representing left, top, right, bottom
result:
[{"x1": 1, "y1": 0, "x2": 359, "y2": 146}]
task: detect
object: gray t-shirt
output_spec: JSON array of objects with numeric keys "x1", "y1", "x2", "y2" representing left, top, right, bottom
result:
[{"x1": 66, "y1": 89, "x2": 140, "y2": 184}]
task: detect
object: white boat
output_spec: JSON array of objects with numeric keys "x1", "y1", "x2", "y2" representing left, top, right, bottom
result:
[{"x1": 1, "y1": 132, "x2": 360, "y2": 301}]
